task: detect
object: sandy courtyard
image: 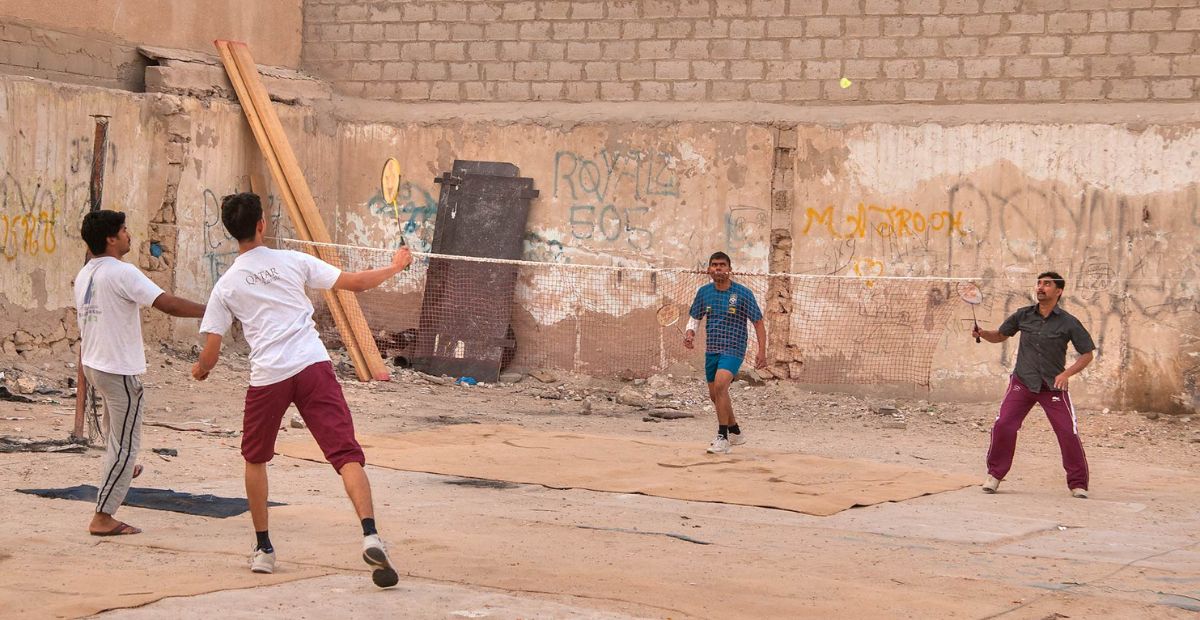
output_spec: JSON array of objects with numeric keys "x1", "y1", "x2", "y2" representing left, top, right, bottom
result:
[{"x1": 2, "y1": 347, "x2": 1198, "y2": 619}]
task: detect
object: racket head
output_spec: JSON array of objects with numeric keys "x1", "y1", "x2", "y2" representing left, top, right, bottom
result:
[
  {"x1": 656, "y1": 304, "x2": 681, "y2": 327},
  {"x1": 380, "y1": 158, "x2": 402, "y2": 207},
  {"x1": 957, "y1": 281, "x2": 983, "y2": 305}
]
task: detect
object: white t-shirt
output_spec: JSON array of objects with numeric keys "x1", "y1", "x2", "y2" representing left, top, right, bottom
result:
[
  {"x1": 74, "y1": 257, "x2": 165, "y2": 376},
  {"x1": 200, "y1": 246, "x2": 341, "y2": 387}
]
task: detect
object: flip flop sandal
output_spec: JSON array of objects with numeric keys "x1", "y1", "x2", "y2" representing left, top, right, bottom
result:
[{"x1": 91, "y1": 522, "x2": 142, "y2": 536}]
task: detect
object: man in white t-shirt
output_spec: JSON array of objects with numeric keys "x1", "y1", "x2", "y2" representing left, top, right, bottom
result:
[
  {"x1": 74, "y1": 210, "x2": 206, "y2": 536},
  {"x1": 192, "y1": 192, "x2": 411, "y2": 588}
]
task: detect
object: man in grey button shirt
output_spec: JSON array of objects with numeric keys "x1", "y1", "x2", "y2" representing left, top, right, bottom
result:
[{"x1": 973, "y1": 271, "x2": 1096, "y2": 498}]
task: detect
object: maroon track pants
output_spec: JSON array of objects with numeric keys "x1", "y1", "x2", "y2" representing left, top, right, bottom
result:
[{"x1": 986, "y1": 375, "x2": 1089, "y2": 491}]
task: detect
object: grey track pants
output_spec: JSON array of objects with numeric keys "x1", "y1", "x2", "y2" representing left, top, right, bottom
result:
[{"x1": 83, "y1": 367, "x2": 144, "y2": 515}]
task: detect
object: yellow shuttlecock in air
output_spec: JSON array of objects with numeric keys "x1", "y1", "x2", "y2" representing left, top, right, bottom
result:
[{"x1": 839, "y1": 77, "x2": 852, "y2": 89}]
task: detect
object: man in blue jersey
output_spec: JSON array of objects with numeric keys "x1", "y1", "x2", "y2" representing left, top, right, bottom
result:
[{"x1": 684, "y1": 251, "x2": 767, "y2": 454}]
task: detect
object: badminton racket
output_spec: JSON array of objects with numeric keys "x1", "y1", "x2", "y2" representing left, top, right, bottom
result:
[
  {"x1": 958, "y1": 282, "x2": 983, "y2": 343},
  {"x1": 656, "y1": 304, "x2": 688, "y2": 336},
  {"x1": 380, "y1": 157, "x2": 408, "y2": 247}
]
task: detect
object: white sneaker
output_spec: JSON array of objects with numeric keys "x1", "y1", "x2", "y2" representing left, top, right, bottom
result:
[
  {"x1": 728, "y1": 430, "x2": 747, "y2": 446},
  {"x1": 362, "y1": 534, "x2": 399, "y2": 588},
  {"x1": 1071, "y1": 488, "x2": 1089, "y2": 499},
  {"x1": 706, "y1": 436, "x2": 731, "y2": 454},
  {"x1": 250, "y1": 548, "x2": 276, "y2": 574},
  {"x1": 982, "y1": 475, "x2": 1001, "y2": 494}
]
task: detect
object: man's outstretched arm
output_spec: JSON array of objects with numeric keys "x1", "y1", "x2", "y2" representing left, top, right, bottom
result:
[
  {"x1": 153, "y1": 293, "x2": 206, "y2": 318},
  {"x1": 333, "y1": 247, "x2": 412, "y2": 292}
]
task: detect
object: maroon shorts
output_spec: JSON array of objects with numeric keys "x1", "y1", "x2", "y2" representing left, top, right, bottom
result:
[{"x1": 242, "y1": 361, "x2": 364, "y2": 471}]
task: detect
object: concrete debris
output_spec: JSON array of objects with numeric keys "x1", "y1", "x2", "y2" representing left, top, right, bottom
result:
[
  {"x1": 648, "y1": 410, "x2": 695, "y2": 420},
  {"x1": 15, "y1": 376, "x2": 38, "y2": 395},
  {"x1": 0, "y1": 436, "x2": 86, "y2": 453},
  {"x1": 290, "y1": 412, "x2": 306, "y2": 429},
  {"x1": 616, "y1": 386, "x2": 648, "y2": 408},
  {"x1": 499, "y1": 372, "x2": 525, "y2": 384},
  {"x1": 0, "y1": 386, "x2": 35, "y2": 403},
  {"x1": 647, "y1": 374, "x2": 672, "y2": 390},
  {"x1": 737, "y1": 368, "x2": 765, "y2": 386},
  {"x1": 641, "y1": 416, "x2": 660, "y2": 423},
  {"x1": 529, "y1": 369, "x2": 558, "y2": 384}
]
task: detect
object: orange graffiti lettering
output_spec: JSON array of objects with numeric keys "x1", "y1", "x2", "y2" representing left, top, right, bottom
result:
[{"x1": 803, "y1": 203, "x2": 967, "y2": 239}]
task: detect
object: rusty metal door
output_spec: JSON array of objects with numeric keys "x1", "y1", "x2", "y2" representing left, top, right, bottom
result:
[{"x1": 412, "y1": 161, "x2": 538, "y2": 381}]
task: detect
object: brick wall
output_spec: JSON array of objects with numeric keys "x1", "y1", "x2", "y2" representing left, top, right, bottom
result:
[{"x1": 301, "y1": 0, "x2": 1200, "y2": 103}]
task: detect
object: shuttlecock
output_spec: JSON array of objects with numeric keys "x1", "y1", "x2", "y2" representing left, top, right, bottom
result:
[{"x1": 839, "y1": 77, "x2": 852, "y2": 89}]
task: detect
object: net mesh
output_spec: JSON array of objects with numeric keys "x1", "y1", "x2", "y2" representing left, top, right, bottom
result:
[{"x1": 276, "y1": 238, "x2": 970, "y2": 386}]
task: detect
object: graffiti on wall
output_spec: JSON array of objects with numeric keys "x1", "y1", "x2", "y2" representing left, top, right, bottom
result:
[
  {"x1": 366, "y1": 180, "x2": 437, "y2": 252},
  {"x1": 802, "y1": 203, "x2": 967, "y2": 240},
  {"x1": 201, "y1": 179, "x2": 286, "y2": 286},
  {"x1": 0, "y1": 173, "x2": 88, "y2": 261},
  {"x1": 725, "y1": 206, "x2": 768, "y2": 253},
  {"x1": 553, "y1": 148, "x2": 680, "y2": 252}
]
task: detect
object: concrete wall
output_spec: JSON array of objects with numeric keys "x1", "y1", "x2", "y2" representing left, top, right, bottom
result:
[
  {"x1": 0, "y1": 79, "x2": 169, "y2": 358},
  {"x1": 4, "y1": 73, "x2": 1197, "y2": 413},
  {"x1": 0, "y1": 0, "x2": 303, "y2": 90},
  {"x1": 302, "y1": 0, "x2": 1200, "y2": 103},
  {"x1": 785, "y1": 123, "x2": 1200, "y2": 412}
]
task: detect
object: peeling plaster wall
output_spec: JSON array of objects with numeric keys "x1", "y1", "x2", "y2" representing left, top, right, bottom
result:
[
  {"x1": 793, "y1": 123, "x2": 1200, "y2": 413},
  {"x1": 0, "y1": 79, "x2": 166, "y2": 359},
  {"x1": 329, "y1": 121, "x2": 774, "y2": 375},
  {"x1": 4, "y1": 73, "x2": 1196, "y2": 412},
  {"x1": 332, "y1": 122, "x2": 774, "y2": 270}
]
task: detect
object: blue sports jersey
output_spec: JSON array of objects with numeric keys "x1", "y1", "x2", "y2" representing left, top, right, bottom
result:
[{"x1": 688, "y1": 281, "x2": 763, "y2": 356}]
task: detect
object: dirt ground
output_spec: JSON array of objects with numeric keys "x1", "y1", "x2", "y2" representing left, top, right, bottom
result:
[{"x1": 1, "y1": 345, "x2": 1198, "y2": 619}]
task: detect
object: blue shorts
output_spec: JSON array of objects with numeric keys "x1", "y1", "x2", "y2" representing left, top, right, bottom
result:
[{"x1": 705, "y1": 353, "x2": 743, "y2": 383}]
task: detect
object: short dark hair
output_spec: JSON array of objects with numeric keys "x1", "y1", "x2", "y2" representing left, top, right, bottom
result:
[
  {"x1": 221, "y1": 193, "x2": 263, "y2": 242},
  {"x1": 80, "y1": 210, "x2": 126, "y2": 255},
  {"x1": 708, "y1": 251, "x2": 732, "y2": 267},
  {"x1": 1037, "y1": 271, "x2": 1065, "y2": 290}
]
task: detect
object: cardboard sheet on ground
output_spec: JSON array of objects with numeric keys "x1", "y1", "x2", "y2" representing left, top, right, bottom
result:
[{"x1": 277, "y1": 424, "x2": 975, "y2": 516}]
